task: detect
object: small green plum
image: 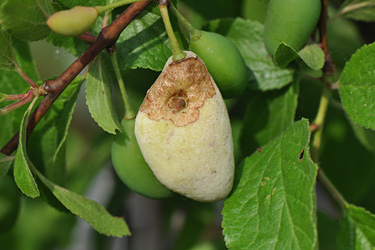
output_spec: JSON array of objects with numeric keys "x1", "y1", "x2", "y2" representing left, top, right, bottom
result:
[
  {"x1": 111, "y1": 118, "x2": 172, "y2": 199},
  {"x1": 263, "y1": 0, "x2": 321, "y2": 56},
  {"x1": 190, "y1": 31, "x2": 248, "y2": 99}
]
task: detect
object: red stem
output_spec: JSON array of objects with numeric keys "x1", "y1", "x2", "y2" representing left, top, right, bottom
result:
[
  {"x1": 0, "y1": 1, "x2": 152, "y2": 156},
  {"x1": 17, "y1": 68, "x2": 38, "y2": 88},
  {"x1": 0, "y1": 91, "x2": 35, "y2": 116},
  {"x1": 3, "y1": 93, "x2": 28, "y2": 101}
]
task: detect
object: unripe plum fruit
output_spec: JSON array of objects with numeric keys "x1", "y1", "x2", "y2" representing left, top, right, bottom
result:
[
  {"x1": 135, "y1": 51, "x2": 234, "y2": 202},
  {"x1": 111, "y1": 118, "x2": 172, "y2": 199},
  {"x1": 263, "y1": 0, "x2": 321, "y2": 56},
  {"x1": 190, "y1": 31, "x2": 248, "y2": 99},
  {"x1": 47, "y1": 6, "x2": 99, "y2": 36}
]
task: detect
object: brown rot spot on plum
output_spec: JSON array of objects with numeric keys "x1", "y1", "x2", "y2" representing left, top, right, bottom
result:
[
  {"x1": 298, "y1": 148, "x2": 305, "y2": 162},
  {"x1": 167, "y1": 90, "x2": 188, "y2": 113},
  {"x1": 139, "y1": 56, "x2": 216, "y2": 126},
  {"x1": 168, "y1": 97, "x2": 187, "y2": 112}
]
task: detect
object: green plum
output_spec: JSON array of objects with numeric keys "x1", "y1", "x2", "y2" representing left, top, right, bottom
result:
[
  {"x1": 0, "y1": 175, "x2": 20, "y2": 233},
  {"x1": 190, "y1": 31, "x2": 248, "y2": 99},
  {"x1": 47, "y1": 6, "x2": 99, "y2": 36},
  {"x1": 111, "y1": 118, "x2": 172, "y2": 199},
  {"x1": 263, "y1": 0, "x2": 321, "y2": 56}
]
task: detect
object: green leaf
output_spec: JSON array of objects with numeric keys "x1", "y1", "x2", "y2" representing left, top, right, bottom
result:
[
  {"x1": 240, "y1": 81, "x2": 299, "y2": 158},
  {"x1": 348, "y1": 117, "x2": 375, "y2": 152},
  {"x1": 14, "y1": 98, "x2": 40, "y2": 198},
  {"x1": 339, "y1": 0, "x2": 375, "y2": 22},
  {"x1": 298, "y1": 44, "x2": 325, "y2": 71},
  {"x1": 116, "y1": 4, "x2": 188, "y2": 71},
  {"x1": 273, "y1": 43, "x2": 299, "y2": 68},
  {"x1": 207, "y1": 18, "x2": 294, "y2": 91},
  {"x1": 0, "y1": 154, "x2": 13, "y2": 177},
  {"x1": 47, "y1": 3, "x2": 188, "y2": 70},
  {"x1": 32, "y1": 165, "x2": 131, "y2": 237},
  {"x1": 0, "y1": 27, "x2": 18, "y2": 71},
  {"x1": 0, "y1": 40, "x2": 39, "y2": 148},
  {"x1": 274, "y1": 43, "x2": 325, "y2": 71},
  {"x1": 12, "y1": 37, "x2": 40, "y2": 81},
  {"x1": 0, "y1": 92, "x2": 7, "y2": 102},
  {"x1": 223, "y1": 119, "x2": 318, "y2": 249},
  {"x1": 28, "y1": 76, "x2": 85, "y2": 185},
  {"x1": 86, "y1": 56, "x2": 121, "y2": 134},
  {"x1": 0, "y1": 0, "x2": 54, "y2": 41},
  {"x1": 337, "y1": 204, "x2": 375, "y2": 249},
  {"x1": 339, "y1": 43, "x2": 375, "y2": 130}
]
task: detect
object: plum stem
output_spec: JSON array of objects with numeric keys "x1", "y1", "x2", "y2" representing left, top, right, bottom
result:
[{"x1": 159, "y1": 3, "x2": 185, "y2": 61}]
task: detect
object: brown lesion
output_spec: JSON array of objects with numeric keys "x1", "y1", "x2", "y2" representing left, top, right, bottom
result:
[{"x1": 140, "y1": 56, "x2": 216, "y2": 126}]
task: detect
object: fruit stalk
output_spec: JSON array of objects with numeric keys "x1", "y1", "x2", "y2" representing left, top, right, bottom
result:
[{"x1": 158, "y1": 3, "x2": 186, "y2": 61}]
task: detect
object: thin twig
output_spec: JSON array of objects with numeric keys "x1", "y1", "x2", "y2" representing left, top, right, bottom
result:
[
  {"x1": 16, "y1": 67, "x2": 38, "y2": 88},
  {"x1": 318, "y1": 0, "x2": 335, "y2": 75},
  {"x1": 0, "y1": 1, "x2": 152, "y2": 156},
  {"x1": 0, "y1": 90, "x2": 35, "y2": 117}
]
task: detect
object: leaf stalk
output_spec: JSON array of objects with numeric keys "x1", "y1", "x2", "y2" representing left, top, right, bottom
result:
[{"x1": 108, "y1": 49, "x2": 136, "y2": 120}]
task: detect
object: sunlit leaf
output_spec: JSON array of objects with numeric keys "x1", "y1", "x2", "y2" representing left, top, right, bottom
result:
[
  {"x1": 86, "y1": 56, "x2": 121, "y2": 134},
  {"x1": 223, "y1": 119, "x2": 318, "y2": 249}
]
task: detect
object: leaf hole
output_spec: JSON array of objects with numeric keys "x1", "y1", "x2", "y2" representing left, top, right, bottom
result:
[{"x1": 298, "y1": 148, "x2": 305, "y2": 162}]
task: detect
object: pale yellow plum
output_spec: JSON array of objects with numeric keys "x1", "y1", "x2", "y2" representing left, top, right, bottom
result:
[
  {"x1": 47, "y1": 6, "x2": 99, "y2": 36},
  {"x1": 135, "y1": 51, "x2": 234, "y2": 202}
]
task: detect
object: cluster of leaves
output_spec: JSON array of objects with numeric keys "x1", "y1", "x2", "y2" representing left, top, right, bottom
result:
[{"x1": 0, "y1": 0, "x2": 375, "y2": 249}]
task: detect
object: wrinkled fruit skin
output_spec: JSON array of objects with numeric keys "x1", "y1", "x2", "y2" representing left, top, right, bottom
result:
[
  {"x1": 135, "y1": 51, "x2": 234, "y2": 202},
  {"x1": 191, "y1": 31, "x2": 248, "y2": 99},
  {"x1": 263, "y1": 0, "x2": 321, "y2": 56},
  {"x1": 0, "y1": 175, "x2": 20, "y2": 233},
  {"x1": 111, "y1": 118, "x2": 172, "y2": 199},
  {"x1": 47, "y1": 6, "x2": 99, "y2": 36}
]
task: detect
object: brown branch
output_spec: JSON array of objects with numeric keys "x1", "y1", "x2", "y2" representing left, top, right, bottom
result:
[{"x1": 0, "y1": 1, "x2": 152, "y2": 156}]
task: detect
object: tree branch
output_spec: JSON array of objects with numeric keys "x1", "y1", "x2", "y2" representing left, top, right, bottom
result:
[{"x1": 0, "y1": 1, "x2": 152, "y2": 156}]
